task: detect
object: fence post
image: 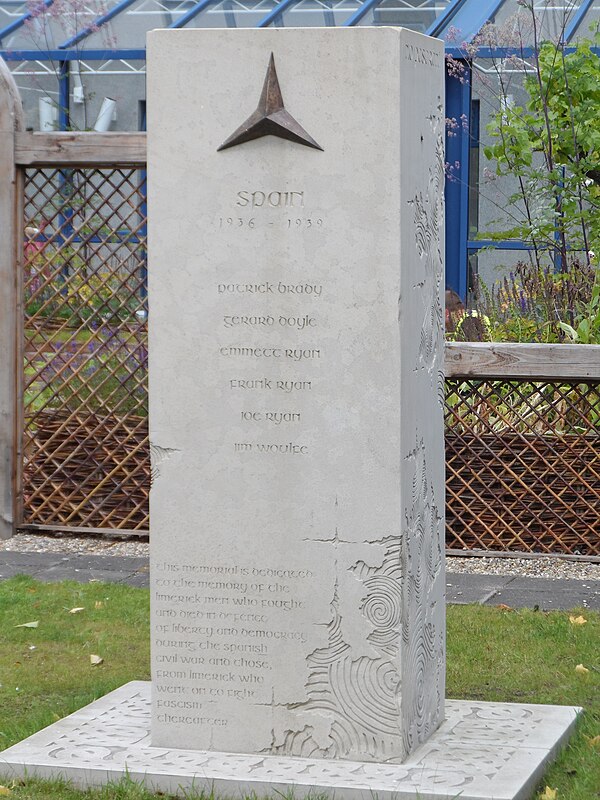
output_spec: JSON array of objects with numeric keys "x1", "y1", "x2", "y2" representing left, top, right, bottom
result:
[{"x1": 0, "y1": 57, "x2": 24, "y2": 539}]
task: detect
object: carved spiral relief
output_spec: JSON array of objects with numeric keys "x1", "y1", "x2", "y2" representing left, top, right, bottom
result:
[
  {"x1": 401, "y1": 436, "x2": 444, "y2": 755},
  {"x1": 328, "y1": 656, "x2": 400, "y2": 735},
  {"x1": 360, "y1": 575, "x2": 402, "y2": 648},
  {"x1": 409, "y1": 119, "x2": 445, "y2": 384},
  {"x1": 269, "y1": 541, "x2": 405, "y2": 762}
]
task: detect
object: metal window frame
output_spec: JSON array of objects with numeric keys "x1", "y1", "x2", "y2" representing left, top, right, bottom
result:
[{"x1": 445, "y1": 58, "x2": 471, "y2": 297}]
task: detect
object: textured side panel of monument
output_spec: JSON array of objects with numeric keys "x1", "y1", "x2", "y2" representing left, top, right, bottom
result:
[
  {"x1": 398, "y1": 33, "x2": 446, "y2": 754},
  {"x1": 147, "y1": 27, "x2": 445, "y2": 762}
]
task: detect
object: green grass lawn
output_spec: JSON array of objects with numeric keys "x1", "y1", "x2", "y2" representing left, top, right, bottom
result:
[{"x1": 0, "y1": 575, "x2": 599, "y2": 800}]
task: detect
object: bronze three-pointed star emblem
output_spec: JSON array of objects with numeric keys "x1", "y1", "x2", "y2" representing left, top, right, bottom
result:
[{"x1": 217, "y1": 53, "x2": 323, "y2": 152}]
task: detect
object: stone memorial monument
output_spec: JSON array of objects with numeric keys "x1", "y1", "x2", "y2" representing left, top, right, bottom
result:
[
  {"x1": 148, "y1": 26, "x2": 447, "y2": 762},
  {"x1": 1, "y1": 27, "x2": 580, "y2": 800}
]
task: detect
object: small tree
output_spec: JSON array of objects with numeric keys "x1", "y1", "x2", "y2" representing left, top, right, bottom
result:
[
  {"x1": 447, "y1": 2, "x2": 600, "y2": 342},
  {"x1": 484, "y1": 31, "x2": 600, "y2": 272},
  {"x1": 21, "y1": 0, "x2": 115, "y2": 130}
]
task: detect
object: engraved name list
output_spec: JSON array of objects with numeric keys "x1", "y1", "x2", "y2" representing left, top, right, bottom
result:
[
  {"x1": 216, "y1": 189, "x2": 324, "y2": 458},
  {"x1": 152, "y1": 183, "x2": 327, "y2": 709}
]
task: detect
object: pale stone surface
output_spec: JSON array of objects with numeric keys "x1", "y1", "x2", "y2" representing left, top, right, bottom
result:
[
  {"x1": 147, "y1": 27, "x2": 446, "y2": 762},
  {"x1": 0, "y1": 682, "x2": 581, "y2": 800}
]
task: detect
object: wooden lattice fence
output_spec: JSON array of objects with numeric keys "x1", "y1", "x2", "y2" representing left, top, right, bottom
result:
[
  {"x1": 445, "y1": 369, "x2": 599, "y2": 554},
  {"x1": 21, "y1": 164, "x2": 149, "y2": 531},
  {"x1": 445, "y1": 344, "x2": 600, "y2": 555}
]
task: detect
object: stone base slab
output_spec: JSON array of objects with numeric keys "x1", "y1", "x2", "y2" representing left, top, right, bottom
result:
[{"x1": 0, "y1": 682, "x2": 580, "y2": 800}]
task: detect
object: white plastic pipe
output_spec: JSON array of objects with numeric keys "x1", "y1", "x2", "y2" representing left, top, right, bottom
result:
[
  {"x1": 38, "y1": 96, "x2": 56, "y2": 131},
  {"x1": 71, "y1": 60, "x2": 85, "y2": 104},
  {"x1": 93, "y1": 97, "x2": 116, "y2": 132}
]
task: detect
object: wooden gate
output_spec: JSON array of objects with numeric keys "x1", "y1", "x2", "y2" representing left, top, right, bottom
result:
[
  {"x1": 1, "y1": 57, "x2": 148, "y2": 537},
  {"x1": 20, "y1": 159, "x2": 149, "y2": 533}
]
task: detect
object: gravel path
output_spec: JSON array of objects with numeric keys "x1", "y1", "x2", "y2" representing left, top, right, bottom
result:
[
  {"x1": 0, "y1": 532, "x2": 149, "y2": 558},
  {"x1": 446, "y1": 554, "x2": 600, "y2": 581},
  {"x1": 2, "y1": 533, "x2": 599, "y2": 581}
]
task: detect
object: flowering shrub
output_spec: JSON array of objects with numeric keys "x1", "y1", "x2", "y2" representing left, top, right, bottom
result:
[{"x1": 473, "y1": 258, "x2": 600, "y2": 343}]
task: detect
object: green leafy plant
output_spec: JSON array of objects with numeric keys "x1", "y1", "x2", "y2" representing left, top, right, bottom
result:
[
  {"x1": 447, "y1": 4, "x2": 600, "y2": 345},
  {"x1": 484, "y1": 29, "x2": 600, "y2": 271},
  {"x1": 558, "y1": 266, "x2": 600, "y2": 343}
]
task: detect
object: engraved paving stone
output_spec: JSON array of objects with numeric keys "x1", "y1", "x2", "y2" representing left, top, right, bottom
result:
[{"x1": 0, "y1": 683, "x2": 581, "y2": 799}]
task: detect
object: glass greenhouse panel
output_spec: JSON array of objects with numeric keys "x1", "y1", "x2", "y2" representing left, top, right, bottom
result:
[
  {"x1": 352, "y1": 0, "x2": 451, "y2": 30},
  {"x1": 491, "y1": 0, "x2": 589, "y2": 45},
  {"x1": 0, "y1": 0, "x2": 32, "y2": 37},
  {"x1": 127, "y1": 0, "x2": 214, "y2": 29},
  {"x1": 58, "y1": 0, "x2": 201, "y2": 50},
  {"x1": 8, "y1": 60, "x2": 59, "y2": 121},
  {"x1": 276, "y1": 0, "x2": 359, "y2": 28},
  {"x1": 577, "y1": 3, "x2": 600, "y2": 39},
  {"x1": 180, "y1": 0, "x2": 282, "y2": 29},
  {"x1": 0, "y1": 0, "x2": 109, "y2": 50}
]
